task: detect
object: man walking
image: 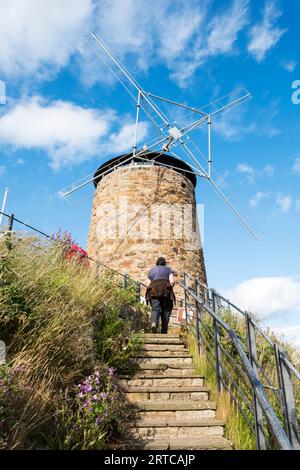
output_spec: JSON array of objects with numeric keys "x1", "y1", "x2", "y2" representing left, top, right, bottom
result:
[{"x1": 145, "y1": 257, "x2": 175, "y2": 334}]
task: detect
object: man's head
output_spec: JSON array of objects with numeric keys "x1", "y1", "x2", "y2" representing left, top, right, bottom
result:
[{"x1": 156, "y1": 256, "x2": 167, "y2": 266}]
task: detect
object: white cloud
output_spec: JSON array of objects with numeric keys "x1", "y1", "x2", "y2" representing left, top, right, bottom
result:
[
  {"x1": 247, "y1": 1, "x2": 287, "y2": 62},
  {"x1": 0, "y1": 80, "x2": 6, "y2": 105},
  {"x1": 81, "y1": 0, "x2": 206, "y2": 87},
  {"x1": 226, "y1": 277, "x2": 300, "y2": 319},
  {"x1": 249, "y1": 191, "x2": 269, "y2": 208},
  {"x1": 276, "y1": 193, "x2": 292, "y2": 213},
  {"x1": 237, "y1": 163, "x2": 256, "y2": 182},
  {"x1": 0, "y1": 0, "x2": 286, "y2": 89},
  {"x1": 206, "y1": 0, "x2": 249, "y2": 56},
  {"x1": 292, "y1": 157, "x2": 300, "y2": 175},
  {"x1": 237, "y1": 162, "x2": 274, "y2": 183},
  {"x1": 0, "y1": 0, "x2": 93, "y2": 78},
  {"x1": 272, "y1": 325, "x2": 300, "y2": 349},
  {"x1": 0, "y1": 96, "x2": 148, "y2": 169},
  {"x1": 170, "y1": 0, "x2": 250, "y2": 86},
  {"x1": 0, "y1": 165, "x2": 6, "y2": 177},
  {"x1": 281, "y1": 59, "x2": 297, "y2": 73},
  {"x1": 213, "y1": 98, "x2": 280, "y2": 142},
  {"x1": 213, "y1": 107, "x2": 256, "y2": 141}
]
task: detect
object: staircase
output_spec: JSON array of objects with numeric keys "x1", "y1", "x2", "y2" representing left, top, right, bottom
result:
[{"x1": 119, "y1": 333, "x2": 232, "y2": 450}]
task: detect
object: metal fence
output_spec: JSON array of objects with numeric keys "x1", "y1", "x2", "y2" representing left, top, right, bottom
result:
[{"x1": 180, "y1": 273, "x2": 300, "y2": 450}]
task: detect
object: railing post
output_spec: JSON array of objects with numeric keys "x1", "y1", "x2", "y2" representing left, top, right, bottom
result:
[
  {"x1": 5, "y1": 213, "x2": 14, "y2": 250},
  {"x1": 211, "y1": 289, "x2": 223, "y2": 392},
  {"x1": 245, "y1": 312, "x2": 267, "y2": 450},
  {"x1": 8, "y1": 213, "x2": 14, "y2": 231},
  {"x1": 183, "y1": 273, "x2": 189, "y2": 328},
  {"x1": 195, "y1": 279, "x2": 202, "y2": 353},
  {"x1": 275, "y1": 345, "x2": 300, "y2": 449}
]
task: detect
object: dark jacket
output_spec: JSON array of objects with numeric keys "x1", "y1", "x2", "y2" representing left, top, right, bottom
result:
[{"x1": 145, "y1": 279, "x2": 176, "y2": 305}]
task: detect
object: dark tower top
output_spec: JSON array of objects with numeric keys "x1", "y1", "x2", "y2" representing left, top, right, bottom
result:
[{"x1": 93, "y1": 151, "x2": 197, "y2": 188}]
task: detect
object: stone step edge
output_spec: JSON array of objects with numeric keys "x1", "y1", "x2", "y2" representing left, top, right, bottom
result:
[
  {"x1": 133, "y1": 353, "x2": 193, "y2": 358},
  {"x1": 143, "y1": 334, "x2": 181, "y2": 337},
  {"x1": 141, "y1": 341, "x2": 185, "y2": 346},
  {"x1": 131, "y1": 364, "x2": 194, "y2": 370},
  {"x1": 130, "y1": 418, "x2": 225, "y2": 428},
  {"x1": 137, "y1": 401, "x2": 217, "y2": 411},
  {"x1": 123, "y1": 386, "x2": 209, "y2": 393},
  {"x1": 129, "y1": 436, "x2": 232, "y2": 450},
  {"x1": 119, "y1": 373, "x2": 204, "y2": 379}
]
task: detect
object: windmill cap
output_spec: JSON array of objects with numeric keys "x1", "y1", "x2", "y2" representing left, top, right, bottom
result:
[{"x1": 93, "y1": 151, "x2": 197, "y2": 188}]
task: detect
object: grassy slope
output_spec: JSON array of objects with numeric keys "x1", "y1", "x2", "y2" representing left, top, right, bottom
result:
[{"x1": 0, "y1": 236, "x2": 149, "y2": 449}]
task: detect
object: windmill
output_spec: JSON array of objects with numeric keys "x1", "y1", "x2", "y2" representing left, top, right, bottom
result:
[{"x1": 60, "y1": 32, "x2": 258, "y2": 241}]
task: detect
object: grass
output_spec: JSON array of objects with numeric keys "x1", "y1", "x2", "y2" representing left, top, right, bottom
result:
[
  {"x1": 184, "y1": 302, "x2": 300, "y2": 450},
  {"x1": 0, "y1": 235, "x2": 149, "y2": 449},
  {"x1": 187, "y1": 333, "x2": 256, "y2": 450}
]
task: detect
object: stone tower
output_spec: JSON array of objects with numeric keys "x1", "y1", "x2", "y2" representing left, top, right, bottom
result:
[{"x1": 87, "y1": 151, "x2": 206, "y2": 287}]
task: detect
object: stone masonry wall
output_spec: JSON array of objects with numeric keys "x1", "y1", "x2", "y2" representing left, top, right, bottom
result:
[{"x1": 87, "y1": 163, "x2": 207, "y2": 295}]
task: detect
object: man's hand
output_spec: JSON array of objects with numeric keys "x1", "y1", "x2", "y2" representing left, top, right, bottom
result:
[{"x1": 169, "y1": 273, "x2": 175, "y2": 286}]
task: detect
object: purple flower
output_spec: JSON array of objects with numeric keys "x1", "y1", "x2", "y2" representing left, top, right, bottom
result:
[
  {"x1": 82, "y1": 385, "x2": 92, "y2": 393},
  {"x1": 96, "y1": 417, "x2": 102, "y2": 427},
  {"x1": 100, "y1": 392, "x2": 106, "y2": 399},
  {"x1": 108, "y1": 367, "x2": 115, "y2": 377},
  {"x1": 89, "y1": 406, "x2": 94, "y2": 412}
]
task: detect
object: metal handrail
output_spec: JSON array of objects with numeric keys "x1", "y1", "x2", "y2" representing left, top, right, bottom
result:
[{"x1": 179, "y1": 274, "x2": 300, "y2": 450}]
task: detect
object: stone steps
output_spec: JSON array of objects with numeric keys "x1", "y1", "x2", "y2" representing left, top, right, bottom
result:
[
  {"x1": 132, "y1": 436, "x2": 232, "y2": 450},
  {"x1": 141, "y1": 337, "x2": 184, "y2": 345},
  {"x1": 137, "y1": 400, "x2": 217, "y2": 421},
  {"x1": 131, "y1": 418, "x2": 225, "y2": 439},
  {"x1": 134, "y1": 356, "x2": 193, "y2": 365},
  {"x1": 121, "y1": 333, "x2": 232, "y2": 450},
  {"x1": 135, "y1": 350, "x2": 191, "y2": 358},
  {"x1": 141, "y1": 344, "x2": 186, "y2": 351},
  {"x1": 124, "y1": 386, "x2": 209, "y2": 402},
  {"x1": 119, "y1": 375, "x2": 204, "y2": 388}
]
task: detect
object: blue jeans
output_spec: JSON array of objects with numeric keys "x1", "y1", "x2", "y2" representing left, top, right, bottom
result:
[{"x1": 150, "y1": 297, "x2": 173, "y2": 334}]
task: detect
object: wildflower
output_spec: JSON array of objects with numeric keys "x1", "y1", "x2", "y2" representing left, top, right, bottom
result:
[
  {"x1": 89, "y1": 406, "x2": 94, "y2": 413},
  {"x1": 100, "y1": 392, "x2": 106, "y2": 399},
  {"x1": 108, "y1": 367, "x2": 115, "y2": 376},
  {"x1": 96, "y1": 417, "x2": 102, "y2": 427}
]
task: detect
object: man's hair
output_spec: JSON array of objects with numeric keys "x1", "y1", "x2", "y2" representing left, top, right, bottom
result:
[{"x1": 156, "y1": 257, "x2": 167, "y2": 266}]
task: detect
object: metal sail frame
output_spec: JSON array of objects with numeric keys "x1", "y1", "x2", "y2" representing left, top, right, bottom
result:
[{"x1": 61, "y1": 32, "x2": 258, "y2": 241}]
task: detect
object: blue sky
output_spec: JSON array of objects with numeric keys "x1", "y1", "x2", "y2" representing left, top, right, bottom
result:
[{"x1": 0, "y1": 0, "x2": 300, "y2": 347}]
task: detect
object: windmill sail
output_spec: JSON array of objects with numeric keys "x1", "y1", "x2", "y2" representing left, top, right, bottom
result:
[{"x1": 60, "y1": 32, "x2": 259, "y2": 240}]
